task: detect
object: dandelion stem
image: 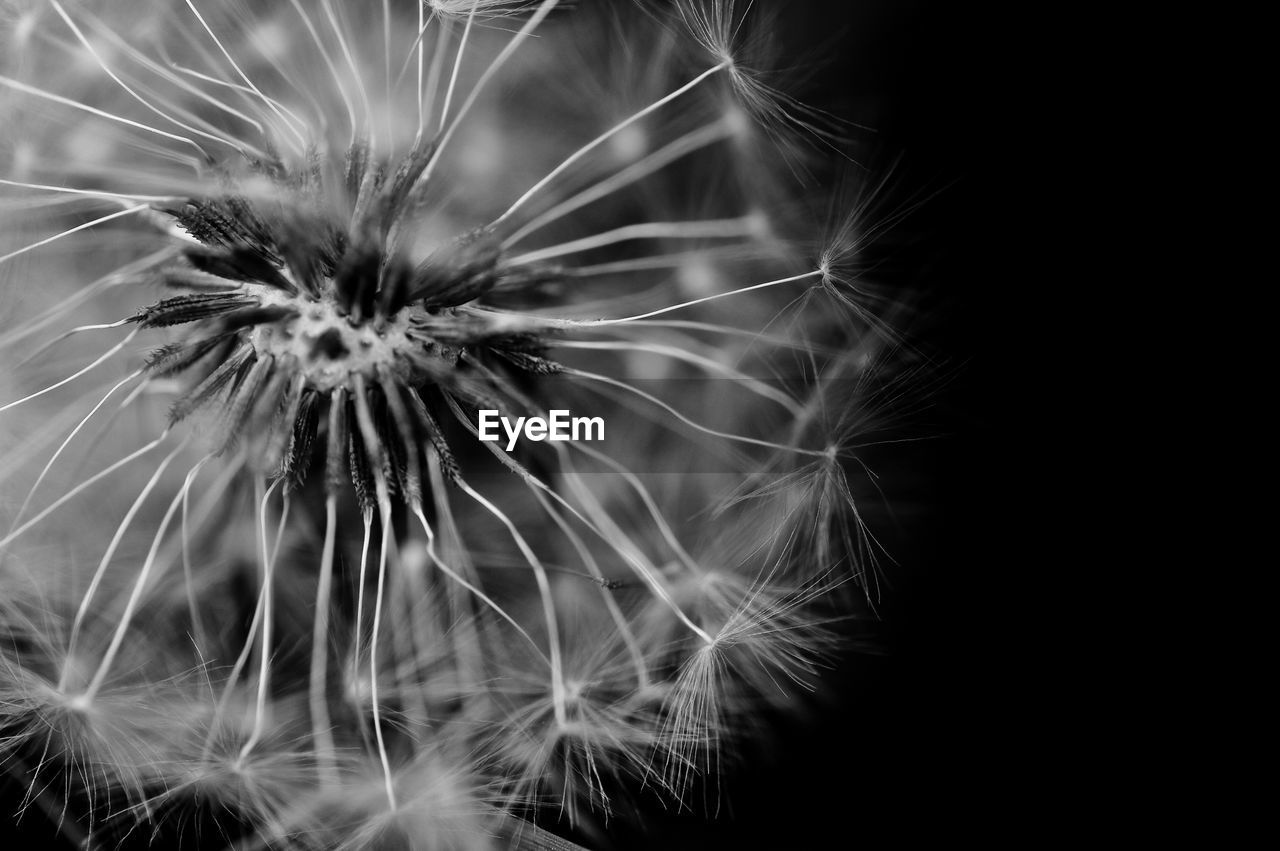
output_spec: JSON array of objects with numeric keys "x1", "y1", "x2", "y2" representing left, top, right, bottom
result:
[
  {"x1": 421, "y1": 14, "x2": 450, "y2": 136},
  {"x1": 0, "y1": 77, "x2": 204, "y2": 154},
  {"x1": 182, "y1": 455, "x2": 246, "y2": 655},
  {"x1": 445, "y1": 376, "x2": 711, "y2": 637},
  {"x1": 411, "y1": 504, "x2": 551, "y2": 667},
  {"x1": 414, "y1": 0, "x2": 561, "y2": 191},
  {"x1": 61, "y1": 437, "x2": 189, "y2": 692},
  {"x1": 165, "y1": 63, "x2": 304, "y2": 132},
  {"x1": 204, "y1": 479, "x2": 293, "y2": 753},
  {"x1": 79, "y1": 10, "x2": 268, "y2": 138},
  {"x1": 440, "y1": 2, "x2": 479, "y2": 134},
  {"x1": 84, "y1": 453, "x2": 210, "y2": 701},
  {"x1": 506, "y1": 218, "x2": 755, "y2": 267},
  {"x1": 493, "y1": 62, "x2": 729, "y2": 230},
  {"x1": 589, "y1": 270, "x2": 824, "y2": 324},
  {"x1": 504, "y1": 120, "x2": 733, "y2": 247},
  {"x1": 241, "y1": 477, "x2": 289, "y2": 759},
  {"x1": 288, "y1": 0, "x2": 358, "y2": 144},
  {"x1": 479, "y1": 272, "x2": 827, "y2": 333},
  {"x1": 0, "y1": 207, "x2": 150, "y2": 267},
  {"x1": 0, "y1": 247, "x2": 175, "y2": 352},
  {"x1": 207, "y1": 579, "x2": 268, "y2": 756},
  {"x1": 562, "y1": 441, "x2": 704, "y2": 577},
  {"x1": 557, "y1": 467, "x2": 714, "y2": 645},
  {"x1": 533, "y1": 490, "x2": 652, "y2": 691},
  {"x1": 563, "y1": 366, "x2": 825, "y2": 458},
  {"x1": 382, "y1": 0, "x2": 394, "y2": 143},
  {"x1": 310, "y1": 495, "x2": 339, "y2": 785},
  {"x1": 17, "y1": 319, "x2": 135, "y2": 371},
  {"x1": 371, "y1": 497, "x2": 398, "y2": 809},
  {"x1": 183, "y1": 0, "x2": 308, "y2": 152},
  {"x1": 443, "y1": 392, "x2": 711, "y2": 644},
  {"x1": 353, "y1": 508, "x2": 374, "y2": 706},
  {"x1": 350, "y1": 377, "x2": 400, "y2": 808},
  {"x1": 0, "y1": 327, "x2": 138, "y2": 415},
  {"x1": 424, "y1": 452, "x2": 486, "y2": 683},
  {"x1": 0, "y1": 397, "x2": 99, "y2": 491},
  {"x1": 5, "y1": 369, "x2": 143, "y2": 536},
  {"x1": 556, "y1": 246, "x2": 743, "y2": 278},
  {"x1": 554, "y1": 340, "x2": 803, "y2": 415},
  {"x1": 0, "y1": 179, "x2": 178, "y2": 203},
  {"x1": 602, "y1": 318, "x2": 838, "y2": 354},
  {"x1": 454, "y1": 479, "x2": 567, "y2": 725},
  {"x1": 0, "y1": 430, "x2": 170, "y2": 551},
  {"x1": 320, "y1": 0, "x2": 375, "y2": 147},
  {"x1": 51, "y1": 2, "x2": 248, "y2": 157},
  {"x1": 417, "y1": 4, "x2": 426, "y2": 131}
]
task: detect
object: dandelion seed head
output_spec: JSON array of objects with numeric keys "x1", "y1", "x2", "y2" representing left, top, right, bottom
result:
[
  {"x1": 127, "y1": 145, "x2": 569, "y2": 493},
  {"x1": 0, "y1": 0, "x2": 915, "y2": 843}
]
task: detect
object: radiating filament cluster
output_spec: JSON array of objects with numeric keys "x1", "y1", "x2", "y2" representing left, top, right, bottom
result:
[{"x1": 0, "y1": 2, "x2": 908, "y2": 849}]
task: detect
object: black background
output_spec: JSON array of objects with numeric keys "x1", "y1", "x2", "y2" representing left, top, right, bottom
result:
[
  {"x1": 672, "y1": 1, "x2": 1019, "y2": 847},
  {"x1": 606, "y1": 1, "x2": 1018, "y2": 847}
]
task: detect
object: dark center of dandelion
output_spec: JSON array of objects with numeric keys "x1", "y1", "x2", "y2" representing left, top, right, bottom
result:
[
  {"x1": 242, "y1": 278, "x2": 419, "y2": 393},
  {"x1": 307, "y1": 327, "x2": 350, "y2": 362},
  {"x1": 131, "y1": 143, "x2": 563, "y2": 505}
]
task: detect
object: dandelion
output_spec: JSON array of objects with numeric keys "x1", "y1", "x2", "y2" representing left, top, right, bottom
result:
[{"x1": 0, "y1": 1, "x2": 922, "y2": 847}]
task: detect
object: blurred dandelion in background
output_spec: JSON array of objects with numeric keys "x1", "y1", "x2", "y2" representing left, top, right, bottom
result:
[{"x1": 0, "y1": 1, "x2": 943, "y2": 848}]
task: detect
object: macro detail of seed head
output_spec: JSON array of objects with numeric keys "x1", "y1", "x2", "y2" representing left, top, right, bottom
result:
[
  {"x1": 0, "y1": 1, "x2": 934, "y2": 849},
  {"x1": 132, "y1": 140, "x2": 568, "y2": 502}
]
